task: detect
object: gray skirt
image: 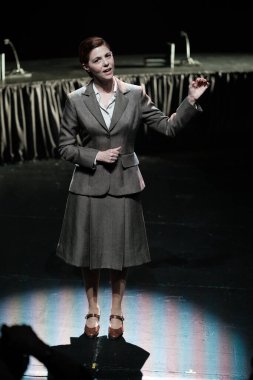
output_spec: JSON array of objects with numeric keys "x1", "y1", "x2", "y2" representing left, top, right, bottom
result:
[{"x1": 56, "y1": 192, "x2": 151, "y2": 270}]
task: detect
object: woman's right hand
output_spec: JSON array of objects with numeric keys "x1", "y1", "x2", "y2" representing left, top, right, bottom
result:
[{"x1": 96, "y1": 146, "x2": 121, "y2": 164}]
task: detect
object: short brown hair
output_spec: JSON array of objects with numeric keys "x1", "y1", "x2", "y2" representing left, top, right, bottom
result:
[{"x1": 79, "y1": 36, "x2": 111, "y2": 65}]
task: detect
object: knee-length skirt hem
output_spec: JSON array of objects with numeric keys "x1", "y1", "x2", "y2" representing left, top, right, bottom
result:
[{"x1": 56, "y1": 192, "x2": 151, "y2": 271}]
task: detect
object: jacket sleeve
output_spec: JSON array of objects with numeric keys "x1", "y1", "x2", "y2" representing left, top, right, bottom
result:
[
  {"x1": 58, "y1": 96, "x2": 99, "y2": 169},
  {"x1": 140, "y1": 87, "x2": 202, "y2": 137}
]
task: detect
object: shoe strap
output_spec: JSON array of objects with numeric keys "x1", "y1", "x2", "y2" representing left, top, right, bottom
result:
[
  {"x1": 85, "y1": 313, "x2": 100, "y2": 320},
  {"x1": 109, "y1": 314, "x2": 124, "y2": 322}
]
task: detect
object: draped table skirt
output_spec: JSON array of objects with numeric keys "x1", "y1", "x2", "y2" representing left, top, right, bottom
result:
[{"x1": 2, "y1": 71, "x2": 253, "y2": 163}]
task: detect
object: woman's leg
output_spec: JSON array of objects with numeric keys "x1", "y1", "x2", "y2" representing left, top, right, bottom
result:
[
  {"x1": 110, "y1": 268, "x2": 128, "y2": 329},
  {"x1": 81, "y1": 268, "x2": 100, "y2": 328}
]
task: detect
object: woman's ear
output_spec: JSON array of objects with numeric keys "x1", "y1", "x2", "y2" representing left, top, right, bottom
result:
[{"x1": 82, "y1": 63, "x2": 89, "y2": 72}]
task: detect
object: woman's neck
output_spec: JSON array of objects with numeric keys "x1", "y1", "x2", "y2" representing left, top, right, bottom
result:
[{"x1": 94, "y1": 77, "x2": 114, "y2": 94}]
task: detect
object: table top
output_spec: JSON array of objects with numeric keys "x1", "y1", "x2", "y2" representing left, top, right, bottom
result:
[{"x1": 1, "y1": 53, "x2": 253, "y2": 86}]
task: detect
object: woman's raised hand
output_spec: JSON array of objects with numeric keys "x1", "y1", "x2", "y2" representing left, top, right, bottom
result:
[{"x1": 188, "y1": 77, "x2": 209, "y2": 104}]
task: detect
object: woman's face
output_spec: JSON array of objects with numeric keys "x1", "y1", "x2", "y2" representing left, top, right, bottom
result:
[{"x1": 85, "y1": 44, "x2": 114, "y2": 81}]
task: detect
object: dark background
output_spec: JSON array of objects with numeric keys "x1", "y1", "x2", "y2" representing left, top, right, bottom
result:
[{"x1": 0, "y1": 0, "x2": 252, "y2": 61}]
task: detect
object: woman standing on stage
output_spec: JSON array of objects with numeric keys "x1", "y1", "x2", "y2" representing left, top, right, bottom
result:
[{"x1": 56, "y1": 36, "x2": 209, "y2": 339}]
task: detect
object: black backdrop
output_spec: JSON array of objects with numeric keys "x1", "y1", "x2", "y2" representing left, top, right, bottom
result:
[{"x1": 0, "y1": 0, "x2": 252, "y2": 61}]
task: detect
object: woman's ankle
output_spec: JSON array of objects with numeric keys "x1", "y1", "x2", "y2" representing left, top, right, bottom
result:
[
  {"x1": 110, "y1": 308, "x2": 123, "y2": 317},
  {"x1": 88, "y1": 304, "x2": 100, "y2": 314}
]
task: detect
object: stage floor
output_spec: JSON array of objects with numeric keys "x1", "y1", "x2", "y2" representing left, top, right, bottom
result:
[{"x1": 0, "y1": 146, "x2": 253, "y2": 379}]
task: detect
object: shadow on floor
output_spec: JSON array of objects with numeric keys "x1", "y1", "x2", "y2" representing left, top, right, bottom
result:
[{"x1": 49, "y1": 334, "x2": 149, "y2": 380}]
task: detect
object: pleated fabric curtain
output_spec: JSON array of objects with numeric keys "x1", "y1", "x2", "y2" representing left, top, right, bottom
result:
[{"x1": 0, "y1": 72, "x2": 252, "y2": 163}]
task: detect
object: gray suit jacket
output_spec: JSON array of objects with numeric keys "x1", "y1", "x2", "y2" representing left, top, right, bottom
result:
[{"x1": 58, "y1": 77, "x2": 201, "y2": 196}]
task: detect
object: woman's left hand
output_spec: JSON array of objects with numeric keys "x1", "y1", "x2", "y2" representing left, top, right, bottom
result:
[{"x1": 188, "y1": 77, "x2": 209, "y2": 104}]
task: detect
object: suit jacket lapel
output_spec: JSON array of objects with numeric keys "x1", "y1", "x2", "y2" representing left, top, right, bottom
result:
[
  {"x1": 82, "y1": 82, "x2": 108, "y2": 132},
  {"x1": 109, "y1": 91, "x2": 128, "y2": 132},
  {"x1": 109, "y1": 78, "x2": 129, "y2": 132},
  {"x1": 81, "y1": 78, "x2": 130, "y2": 133}
]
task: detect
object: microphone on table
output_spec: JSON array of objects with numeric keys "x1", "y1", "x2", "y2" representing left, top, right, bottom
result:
[
  {"x1": 180, "y1": 31, "x2": 200, "y2": 66},
  {"x1": 4, "y1": 38, "x2": 32, "y2": 78}
]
